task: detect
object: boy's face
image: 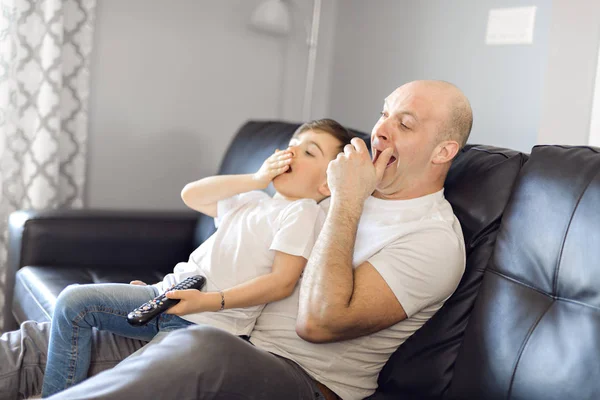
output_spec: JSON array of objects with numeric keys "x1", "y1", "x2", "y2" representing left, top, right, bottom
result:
[{"x1": 272, "y1": 129, "x2": 342, "y2": 202}]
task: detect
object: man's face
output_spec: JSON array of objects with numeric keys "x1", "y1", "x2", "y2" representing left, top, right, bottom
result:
[
  {"x1": 273, "y1": 130, "x2": 341, "y2": 201},
  {"x1": 370, "y1": 82, "x2": 449, "y2": 197}
]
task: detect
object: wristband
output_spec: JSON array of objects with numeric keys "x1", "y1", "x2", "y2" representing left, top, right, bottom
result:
[{"x1": 219, "y1": 290, "x2": 225, "y2": 311}]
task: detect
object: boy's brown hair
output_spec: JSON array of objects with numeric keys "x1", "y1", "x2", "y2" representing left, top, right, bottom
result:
[{"x1": 292, "y1": 119, "x2": 354, "y2": 154}]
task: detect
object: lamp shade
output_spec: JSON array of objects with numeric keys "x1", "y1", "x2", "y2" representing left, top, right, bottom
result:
[{"x1": 249, "y1": 0, "x2": 291, "y2": 37}]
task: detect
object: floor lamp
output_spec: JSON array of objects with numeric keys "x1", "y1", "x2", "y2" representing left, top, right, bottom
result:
[{"x1": 249, "y1": 0, "x2": 322, "y2": 121}]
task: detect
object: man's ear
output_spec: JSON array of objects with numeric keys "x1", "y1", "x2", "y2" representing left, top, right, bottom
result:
[
  {"x1": 432, "y1": 140, "x2": 460, "y2": 164},
  {"x1": 318, "y1": 180, "x2": 331, "y2": 197}
]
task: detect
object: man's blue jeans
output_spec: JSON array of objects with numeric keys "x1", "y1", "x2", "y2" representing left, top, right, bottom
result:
[{"x1": 41, "y1": 283, "x2": 194, "y2": 397}]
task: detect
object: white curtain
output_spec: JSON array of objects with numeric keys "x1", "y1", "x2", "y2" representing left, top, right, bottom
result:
[{"x1": 0, "y1": 0, "x2": 96, "y2": 331}]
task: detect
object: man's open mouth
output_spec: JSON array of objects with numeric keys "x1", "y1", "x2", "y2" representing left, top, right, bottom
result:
[
  {"x1": 285, "y1": 165, "x2": 293, "y2": 173},
  {"x1": 373, "y1": 149, "x2": 397, "y2": 167}
]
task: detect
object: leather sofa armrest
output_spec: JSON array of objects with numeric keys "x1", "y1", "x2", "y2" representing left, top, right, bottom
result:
[{"x1": 3, "y1": 209, "x2": 198, "y2": 329}]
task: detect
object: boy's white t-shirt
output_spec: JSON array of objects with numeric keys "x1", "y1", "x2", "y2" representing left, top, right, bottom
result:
[
  {"x1": 250, "y1": 189, "x2": 466, "y2": 400},
  {"x1": 153, "y1": 191, "x2": 320, "y2": 336}
]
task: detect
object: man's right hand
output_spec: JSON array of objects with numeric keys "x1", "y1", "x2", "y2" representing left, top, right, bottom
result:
[
  {"x1": 327, "y1": 138, "x2": 393, "y2": 204},
  {"x1": 252, "y1": 149, "x2": 292, "y2": 188},
  {"x1": 130, "y1": 280, "x2": 147, "y2": 286}
]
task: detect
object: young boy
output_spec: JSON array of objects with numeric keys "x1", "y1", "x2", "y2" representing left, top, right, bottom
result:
[{"x1": 41, "y1": 119, "x2": 354, "y2": 397}]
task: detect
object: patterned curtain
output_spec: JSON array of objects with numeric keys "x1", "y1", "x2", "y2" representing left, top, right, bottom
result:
[{"x1": 0, "y1": 0, "x2": 96, "y2": 331}]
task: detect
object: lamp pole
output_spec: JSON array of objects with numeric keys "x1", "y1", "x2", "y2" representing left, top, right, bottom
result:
[{"x1": 302, "y1": 0, "x2": 322, "y2": 122}]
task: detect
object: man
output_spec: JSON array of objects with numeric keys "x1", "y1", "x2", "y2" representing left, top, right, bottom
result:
[{"x1": 1, "y1": 80, "x2": 472, "y2": 400}]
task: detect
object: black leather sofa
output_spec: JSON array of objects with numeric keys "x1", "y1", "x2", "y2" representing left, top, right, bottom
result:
[{"x1": 4, "y1": 120, "x2": 600, "y2": 399}]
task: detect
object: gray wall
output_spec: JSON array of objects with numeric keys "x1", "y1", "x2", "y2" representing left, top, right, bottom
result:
[
  {"x1": 538, "y1": 0, "x2": 600, "y2": 145},
  {"x1": 279, "y1": 0, "x2": 339, "y2": 121},
  {"x1": 87, "y1": 0, "x2": 600, "y2": 211},
  {"x1": 87, "y1": 0, "x2": 337, "y2": 210},
  {"x1": 329, "y1": 0, "x2": 553, "y2": 152}
]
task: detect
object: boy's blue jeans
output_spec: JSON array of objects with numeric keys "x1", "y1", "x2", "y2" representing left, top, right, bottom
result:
[{"x1": 41, "y1": 283, "x2": 194, "y2": 397}]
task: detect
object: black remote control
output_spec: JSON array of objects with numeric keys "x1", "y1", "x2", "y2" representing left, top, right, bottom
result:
[{"x1": 127, "y1": 275, "x2": 206, "y2": 326}]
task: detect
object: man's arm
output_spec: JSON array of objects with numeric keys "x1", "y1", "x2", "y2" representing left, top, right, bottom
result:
[
  {"x1": 296, "y1": 199, "x2": 406, "y2": 343},
  {"x1": 296, "y1": 138, "x2": 404, "y2": 343},
  {"x1": 181, "y1": 149, "x2": 292, "y2": 217}
]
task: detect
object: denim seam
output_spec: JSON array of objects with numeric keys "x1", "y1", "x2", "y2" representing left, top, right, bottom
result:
[{"x1": 66, "y1": 324, "x2": 79, "y2": 387}]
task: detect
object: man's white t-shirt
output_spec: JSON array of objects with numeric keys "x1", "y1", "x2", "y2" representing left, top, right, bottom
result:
[
  {"x1": 154, "y1": 191, "x2": 320, "y2": 336},
  {"x1": 250, "y1": 189, "x2": 466, "y2": 400}
]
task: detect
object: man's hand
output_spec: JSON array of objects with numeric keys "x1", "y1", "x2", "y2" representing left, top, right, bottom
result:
[
  {"x1": 253, "y1": 149, "x2": 292, "y2": 189},
  {"x1": 327, "y1": 138, "x2": 393, "y2": 203},
  {"x1": 130, "y1": 280, "x2": 147, "y2": 286},
  {"x1": 164, "y1": 289, "x2": 215, "y2": 315}
]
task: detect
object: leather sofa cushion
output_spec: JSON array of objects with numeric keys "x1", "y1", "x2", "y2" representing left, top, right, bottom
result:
[
  {"x1": 448, "y1": 145, "x2": 600, "y2": 400},
  {"x1": 374, "y1": 145, "x2": 527, "y2": 399},
  {"x1": 12, "y1": 266, "x2": 165, "y2": 324}
]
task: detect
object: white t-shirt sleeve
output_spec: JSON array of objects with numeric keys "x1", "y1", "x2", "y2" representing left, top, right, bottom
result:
[
  {"x1": 270, "y1": 200, "x2": 320, "y2": 260},
  {"x1": 367, "y1": 225, "x2": 465, "y2": 318},
  {"x1": 215, "y1": 190, "x2": 268, "y2": 228}
]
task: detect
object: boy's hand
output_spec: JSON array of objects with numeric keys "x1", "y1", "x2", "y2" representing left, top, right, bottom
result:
[
  {"x1": 164, "y1": 289, "x2": 214, "y2": 315},
  {"x1": 130, "y1": 280, "x2": 147, "y2": 286},
  {"x1": 253, "y1": 149, "x2": 292, "y2": 188}
]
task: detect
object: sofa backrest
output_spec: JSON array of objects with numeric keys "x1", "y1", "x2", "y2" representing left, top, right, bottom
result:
[
  {"x1": 447, "y1": 145, "x2": 600, "y2": 400},
  {"x1": 373, "y1": 145, "x2": 527, "y2": 399},
  {"x1": 193, "y1": 120, "x2": 369, "y2": 248}
]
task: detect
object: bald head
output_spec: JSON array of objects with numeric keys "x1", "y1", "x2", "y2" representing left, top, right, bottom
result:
[
  {"x1": 371, "y1": 80, "x2": 473, "y2": 198},
  {"x1": 398, "y1": 80, "x2": 473, "y2": 149},
  {"x1": 437, "y1": 81, "x2": 473, "y2": 149}
]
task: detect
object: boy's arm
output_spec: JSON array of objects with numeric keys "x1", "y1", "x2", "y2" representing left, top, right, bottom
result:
[
  {"x1": 163, "y1": 250, "x2": 306, "y2": 315},
  {"x1": 181, "y1": 149, "x2": 292, "y2": 217}
]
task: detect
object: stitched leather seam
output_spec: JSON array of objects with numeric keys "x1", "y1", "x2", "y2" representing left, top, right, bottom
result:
[
  {"x1": 533, "y1": 145, "x2": 600, "y2": 153},
  {"x1": 486, "y1": 269, "x2": 600, "y2": 311},
  {"x1": 16, "y1": 273, "x2": 52, "y2": 320},
  {"x1": 486, "y1": 269, "x2": 551, "y2": 298},
  {"x1": 506, "y1": 301, "x2": 554, "y2": 400},
  {"x1": 469, "y1": 146, "x2": 512, "y2": 158},
  {"x1": 553, "y1": 168, "x2": 600, "y2": 295}
]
